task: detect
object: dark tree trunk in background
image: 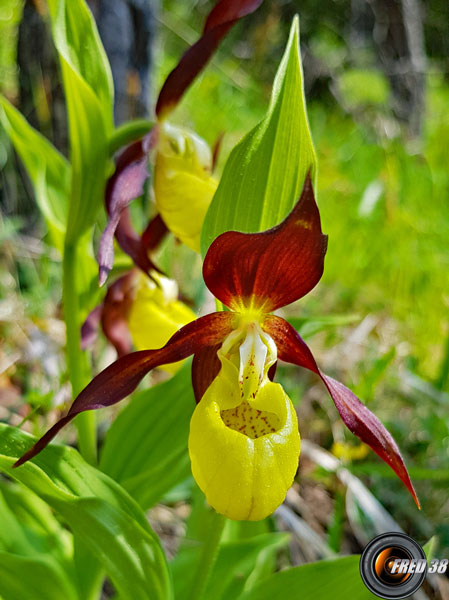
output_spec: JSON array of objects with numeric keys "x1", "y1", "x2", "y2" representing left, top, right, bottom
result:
[
  {"x1": 4, "y1": 0, "x2": 67, "y2": 224},
  {"x1": 350, "y1": 0, "x2": 373, "y2": 50},
  {"x1": 368, "y1": 0, "x2": 427, "y2": 139},
  {"x1": 18, "y1": 1, "x2": 68, "y2": 150},
  {"x1": 4, "y1": 0, "x2": 156, "y2": 225},
  {"x1": 88, "y1": 0, "x2": 156, "y2": 124}
]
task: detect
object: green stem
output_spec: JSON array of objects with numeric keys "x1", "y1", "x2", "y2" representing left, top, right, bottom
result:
[
  {"x1": 189, "y1": 512, "x2": 226, "y2": 600},
  {"x1": 62, "y1": 242, "x2": 97, "y2": 465},
  {"x1": 108, "y1": 119, "x2": 154, "y2": 156}
]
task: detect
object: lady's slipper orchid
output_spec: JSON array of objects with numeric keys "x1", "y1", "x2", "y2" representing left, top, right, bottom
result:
[
  {"x1": 154, "y1": 123, "x2": 218, "y2": 253},
  {"x1": 15, "y1": 175, "x2": 420, "y2": 519},
  {"x1": 98, "y1": 0, "x2": 261, "y2": 285},
  {"x1": 128, "y1": 271, "x2": 196, "y2": 372},
  {"x1": 82, "y1": 269, "x2": 196, "y2": 372}
]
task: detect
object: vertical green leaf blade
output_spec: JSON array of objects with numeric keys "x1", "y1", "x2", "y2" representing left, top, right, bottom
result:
[
  {"x1": 201, "y1": 16, "x2": 316, "y2": 254},
  {"x1": 46, "y1": 0, "x2": 114, "y2": 242},
  {"x1": 47, "y1": 0, "x2": 113, "y2": 129}
]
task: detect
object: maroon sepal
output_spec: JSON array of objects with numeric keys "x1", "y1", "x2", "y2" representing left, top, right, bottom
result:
[
  {"x1": 155, "y1": 0, "x2": 262, "y2": 118},
  {"x1": 98, "y1": 130, "x2": 159, "y2": 286},
  {"x1": 203, "y1": 174, "x2": 328, "y2": 312},
  {"x1": 141, "y1": 214, "x2": 169, "y2": 252},
  {"x1": 13, "y1": 311, "x2": 234, "y2": 468},
  {"x1": 192, "y1": 344, "x2": 221, "y2": 403},
  {"x1": 81, "y1": 304, "x2": 103, "y2": 350},
  {"x1": 101, "y1": 272, "x2": 136, "y2": 357},
  {"x1": 263, "y1": 314, "x2": 420, "y2": 509}
]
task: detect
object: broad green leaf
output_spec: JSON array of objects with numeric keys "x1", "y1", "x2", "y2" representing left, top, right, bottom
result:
[
  {"x1": 46, "y1": 0, "x2": 114, "y2": 242},
  {"x1": 201, "y1": 16, "x2": 316, "y2": 254},
  {"x1": 60, "y1": 60, "x2": 111, "y2": 242},
  {"x1": 0, "y1": 96, "x2": 70, "y2": 246},
  {"x1": 0, "y1": 424, "x2": 172, "y2": 600},
  {"x1": 100, "y1": 361, "x2": 194, "y2": 509},
  {"x1": 0, "y1": 553, "x2": 77, "y2": 600},
  {"x1": 0, "y1": 489, "x2": 38, "y2": 556},
  {"x1": 0, "y1": 481, "x2": 72, "y2": 567},
  {"x1": 47, "y1": 0, "x2": 113, "y2": 128},
  {"x1": 236, "y1": 556, "x2": 377, "y2": 600}
]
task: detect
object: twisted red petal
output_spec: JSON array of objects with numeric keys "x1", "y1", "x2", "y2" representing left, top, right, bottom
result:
[
  {"x1": 101, "y1": 272, "x2": 136, "y2": 357},
  {"x1": 155, "y1": 0, "x2": 262, "y2": 118},
  {"x1": 14, "y1": 312, "x2": 234, "y2": 467},
  {"x1": 141, "y1": 214, "x2": 169, "y2": 252},
  {"x1": 203, "y1": 174, "x2": 327, "y2": 311},
  {"x1": 263, "y1": 315, "x2": 420, "y2": 508},
  {"x1": 98, "y1": 130, "x2": 159, "y2": 286}
]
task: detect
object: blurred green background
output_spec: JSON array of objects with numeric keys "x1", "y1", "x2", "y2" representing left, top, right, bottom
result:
[{"x1": 1, "y1": 0, "x2": 448, "y2": 576}]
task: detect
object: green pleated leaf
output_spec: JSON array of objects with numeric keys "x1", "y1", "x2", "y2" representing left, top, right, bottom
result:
[
  {"x1": 0, "y1": 481, "x2": 72, "y2": 566},
  {"x1": 0, "y1": 97, "x2": 70, "y2": 249},
  {"x1": 0, "y1": 553, "x2": 77, "y2": 600},
  {"x1": 46, "y1": 0, "x2": 114, "y2": 242},
  {"x1": 201, "y1": 16, "x2": 316, "y2": 255},
  {"x1": 100, "y1": 362, "x2": 194, "y2": 509},
  {"x1": 236, "y1": 556, "x2": 377, "y2": 600},
  {"x1": 47, "y1": 0, "x2": 113, "y2": 123},
  {"x1": 0, "y1": 424, "x2": 172, "y2": 600}
]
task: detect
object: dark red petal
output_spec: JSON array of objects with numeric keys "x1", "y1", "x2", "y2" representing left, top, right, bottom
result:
[
  {"x1": 98, "y1": 130, "x2": 158, "y2": 286},
  {"x1": 320, "y1": 373, "x2": 420, "y2": 509},
  {"x1": 101, "y1": 272, "x2": 136, "y2": 357},
  {"x1": 263, "y1": 315, "x2": 420, "y2": 508},
  {"x1": 141, "y1": 214, "x2": 169, "y2": 252},
  {"x1": 204, "y1": 0, "x2": 262, "y2": 29},
  {"x1": 263, "y1": 314, "x2": 318, "y2": 372},
  {"x1": 203, "y1": 174, "x2": 328, "y2": 312},
  {"x1": 192, "y1": 344, "x2": 221, "y2": 403},
  {"x1": 14, "y1": 312, "x2": 234, "y2": 468},
  {"x1": 155, "y1": 0, "x2": 262, "y2": 118},
  {"x1": 81, "y1": 304, "x2": 103, "y2": 350},
  {"x1": 114, "y1": 208, "x2": 163, "y2": 281}
]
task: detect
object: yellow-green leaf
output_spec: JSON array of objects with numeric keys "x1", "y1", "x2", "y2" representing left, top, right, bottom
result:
[
  {"x1": 46, "y1": 0, "x2": 114, "y2": 242},
  {"x1": 201, "y1": 16, "x2": 316, "y2": 254}
]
